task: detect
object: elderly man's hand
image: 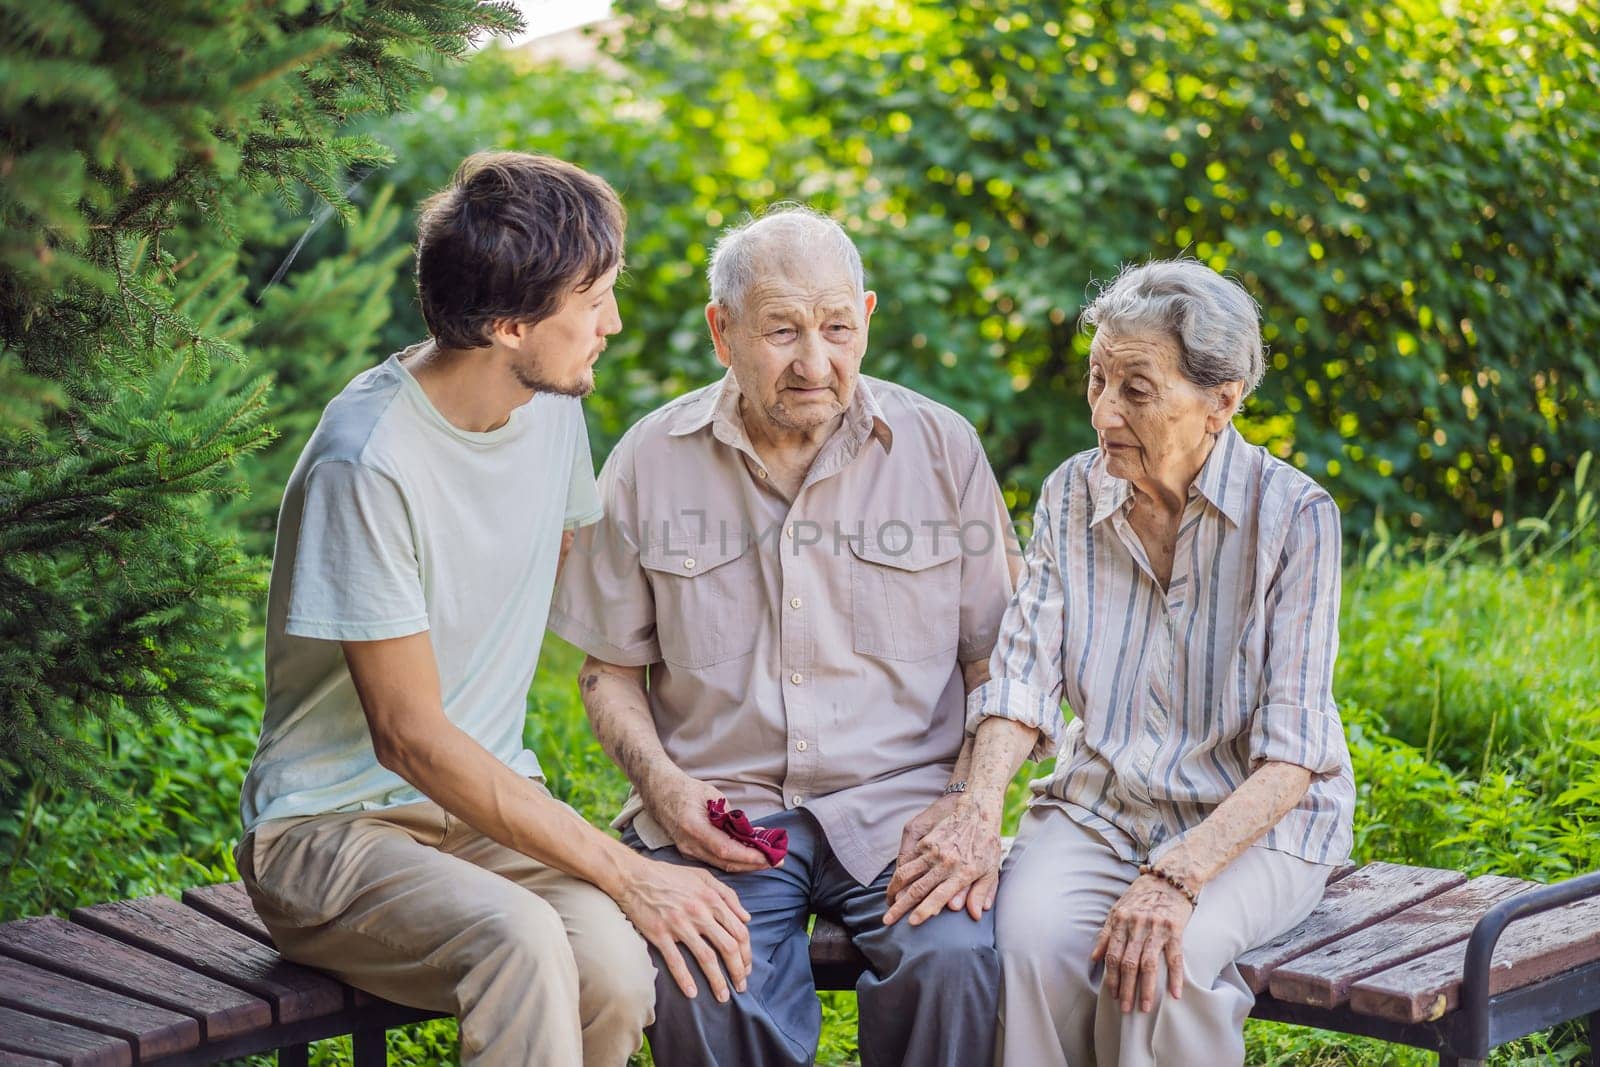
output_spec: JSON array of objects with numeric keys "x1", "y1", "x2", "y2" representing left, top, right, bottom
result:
[
  {"x1": 642, "y1": 771, "x2": 773, "y2": 873},
  {"x1": 883, "y1": 795, "x2": 1002, "y2": 925},
  {"x1": 1091, "y1": 874, "x2": 1195, "y2": 1013},
  {"x1": 615, "y1": 854, "x2": 753, "y2": 1003}
]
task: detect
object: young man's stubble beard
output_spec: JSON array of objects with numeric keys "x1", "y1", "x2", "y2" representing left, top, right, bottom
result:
[{"x1": 512, "y1": 350, "x2": 599, "y2": 399}]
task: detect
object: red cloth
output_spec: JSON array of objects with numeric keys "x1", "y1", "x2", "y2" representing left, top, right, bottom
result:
[{"x1": 706, "y1": 798, "x2": 788, "y2": 866}]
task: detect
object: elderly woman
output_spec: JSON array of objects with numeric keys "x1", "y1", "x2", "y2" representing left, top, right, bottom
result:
[{"x1": 883, "y1": 258, "x2": 1354, "y2": 1065}]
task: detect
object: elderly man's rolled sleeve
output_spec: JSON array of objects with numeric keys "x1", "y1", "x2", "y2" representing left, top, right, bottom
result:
[
  {"x1": 547, "y1": 603, "x2": 658, "y2": 668},
  {"x1": 1251, "y1": 492, "x2": 1347, "y2": 778}
]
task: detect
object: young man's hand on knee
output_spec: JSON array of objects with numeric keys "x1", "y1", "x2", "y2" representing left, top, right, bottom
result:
[{"x1": 615, "y1": 859, "x2": 754, "y2": 1002}]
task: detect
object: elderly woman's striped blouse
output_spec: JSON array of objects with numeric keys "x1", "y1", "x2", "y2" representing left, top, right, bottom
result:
[{"x1": 967, "y1": 424, "x2": 1355, "y2": 867}]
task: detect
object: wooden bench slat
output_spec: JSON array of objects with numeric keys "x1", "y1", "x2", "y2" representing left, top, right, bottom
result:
[
  {"x1": 180, "y1": 883, "x2": 273, "y2": 945},
  {"x1": 809, "y1": 918, "x2": 860, "y2": 967},
  {"x1": 0, "y1": 1051, "x2": 61, "y2": 1066},
  {"x1": 1325, "y1": 863, "x2": 1360, "y2": 884},
  {"x1": 1267, "y1": 875, "x2": 1533, "y2": 1008},
  {"x1": 179, "y1": 884, "x2": 383, "y2": 1006},
  {"x1": 0, "y1": 956, "x2": 199, "y2": 1060},
  {"x1": 69, "y1": 897, "x2": 345, "y2": 1025},
  {"x1": 0, "y1": 1005, "x2": 131, "y2": 1067},
  {"x1": 1237, "y1": 862, "x2": 1466, "y2": 992},
  {"x1": 1348, "y1": 892, "x2": 1600, "y2": 1024},
  {"x1": 0, "y1": 917, "x2": 271, "y2": 1041}
]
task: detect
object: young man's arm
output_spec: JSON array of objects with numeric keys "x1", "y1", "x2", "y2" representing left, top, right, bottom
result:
[
  {"x1": 344, "y1": 632, "x2": 752, "y2": 1003},
  {"x1": 578, "y1": 656, "x2": 773, "y2": 873}
]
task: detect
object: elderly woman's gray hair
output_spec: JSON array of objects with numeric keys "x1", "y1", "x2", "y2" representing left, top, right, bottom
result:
[
  {"x1": 707, "y1": 203, "x2": 866, "y2": 316},
  {"x1": 1081, "y1": 259, "x2": 1266, "y2": 396}
]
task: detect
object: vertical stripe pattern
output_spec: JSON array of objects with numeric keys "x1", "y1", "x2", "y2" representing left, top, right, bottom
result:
[{"x1": 965, "y1": 424, "x2": 1355, "y2": 866}]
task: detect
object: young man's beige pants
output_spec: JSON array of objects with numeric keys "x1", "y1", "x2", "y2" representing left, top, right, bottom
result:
[
  {"x1": 236, "y1": 787, "x2": 655, "y2": 1067},
  {"x1": 994, "y1": 805, "x2": 1330, "y2": 1067}
]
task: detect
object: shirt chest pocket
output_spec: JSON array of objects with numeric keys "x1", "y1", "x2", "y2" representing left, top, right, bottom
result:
[
  {"x1": 641, "y1": 536, "x2": 762, "y2": 669},
  {"x1": 847, "y1": 534, "x2": 962, "y2": 662}
]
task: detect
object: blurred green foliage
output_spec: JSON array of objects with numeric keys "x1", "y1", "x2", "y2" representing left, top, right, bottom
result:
[
  {"x1": 180, "y1": 184, "x2": 420, "y2": 554},
  {"x1": 344, "y1": 0, "x2": 1600, "y2": 535}
]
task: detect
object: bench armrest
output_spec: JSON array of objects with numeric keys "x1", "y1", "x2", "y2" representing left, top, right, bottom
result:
[{"x1": 1460, "y1": 868, "x2": 1600, "y2": 1057}]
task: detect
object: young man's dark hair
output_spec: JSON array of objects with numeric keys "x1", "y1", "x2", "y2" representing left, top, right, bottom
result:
[{"x1": 416, "y1": 151, "x2": 626, "y2": 350}]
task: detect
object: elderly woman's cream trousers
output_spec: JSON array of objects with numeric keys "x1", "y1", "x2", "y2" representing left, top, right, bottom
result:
[{"x1": 994, "y1": 805, "x2": 1329, "y2": 1067}]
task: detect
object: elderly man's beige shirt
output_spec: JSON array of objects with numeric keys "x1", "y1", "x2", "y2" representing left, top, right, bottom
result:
[{"x1": 551, "y1": 372, "x2": 1013, "y2": 884}]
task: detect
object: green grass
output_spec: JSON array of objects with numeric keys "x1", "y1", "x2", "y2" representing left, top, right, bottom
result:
[{"x1": 2, "y1": 521, "x2": 1596, "y2": 1065}]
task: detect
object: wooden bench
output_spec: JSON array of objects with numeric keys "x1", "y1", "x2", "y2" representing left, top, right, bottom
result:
[
  {"x1": 815, "y1": 862, "x2": 1600, "y2": 1067},
  {"x1": 1, "y1": 864, "x2": 1596, "y2": 1065}
]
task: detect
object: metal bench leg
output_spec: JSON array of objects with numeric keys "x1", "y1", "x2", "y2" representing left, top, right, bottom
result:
[
  {"x1": 1590, "y1": 1009, "x2": 1599, "y2": 1067},
  {"x1": 353, "y1": 1026, "x2": 388, "y2": 1067},
  {"x1": 278, "y1": 1045, "x2": 310, "y2": 1067}
]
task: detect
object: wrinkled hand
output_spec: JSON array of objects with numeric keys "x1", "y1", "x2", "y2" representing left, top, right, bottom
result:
[
  {"x1": 642, "y1": 773, "x2": 773, "y2": 873},
  {"x1": 1090, "y1": 875, "x2": 1195, "y2": 1013},
  {"x1": 883, "y1": 796, "x2": 1001, "y2": 925},
  {"x1": 616, "y1": 856, "x2": 752, "y2": 1002},
  {"x1": 896, "y1": 791, "x2": 960, "y2": 858}
]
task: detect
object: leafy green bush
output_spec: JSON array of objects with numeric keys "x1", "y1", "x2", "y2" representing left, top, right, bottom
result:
[
  {"x1": 0, "y1": 0, "x2": 517, "y2": 793},
  {"x1": 177, "y1": 185, "x2": 419, "y2": 555},
  {"x1": 348, "y1": 0, "x2": 1600, "y2": 537}
]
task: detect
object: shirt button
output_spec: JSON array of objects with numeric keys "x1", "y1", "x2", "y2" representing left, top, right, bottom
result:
[
  {"x1": 785, "y1": 525, "x2": 795, "y2": 539},
  {"x1": 790, "y1": 672, "x2": 803, "y2": 685},
  {"x1": 793, "y1": 795, "x2": 804, "y2": 806},
  {"x1": 757, "y1": 468, "x2": 769, "y2": 479},
  {"x1": 683, "y1": 558, "x2": 696, "y2": 570},
  {"x1": 796, "y1": 739, "x2": 808, "y2": 752},
  {"x1": 790, "y1": 597, "x2": 802, "y2": 609},
  {"x1": 1138, "y1": 756, "x2": 1152, "y2": 771}
]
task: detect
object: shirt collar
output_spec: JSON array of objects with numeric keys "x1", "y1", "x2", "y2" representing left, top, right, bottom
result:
[
  {"x1": 1089, "y1": 422, "x2": 1249, "y2": 527},
  {"x1": 1088, "y1": 463, "x2": 1133, "y2": 527},
  {"x1": 852, "y1": 378, "x2": 894, "y2": 453},
  {"x1": 666, "y1": 371, "x2": 894, "y2": 455},
  {"x1": 1190, "y1": 423, "x2": 1248, "y2": 526}
]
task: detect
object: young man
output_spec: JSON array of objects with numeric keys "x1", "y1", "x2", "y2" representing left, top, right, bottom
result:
[{"x1": 237, "y1": 152, "x2": 750, "y2": 1067}]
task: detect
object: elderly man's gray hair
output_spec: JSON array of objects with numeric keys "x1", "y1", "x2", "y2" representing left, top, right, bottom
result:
[
  {"x1": 1081, "y1": 259, "x2": 1266, "y2": 396},
  {"x1": 707, "y1": 203, "x2": 866, "y2": 316}
]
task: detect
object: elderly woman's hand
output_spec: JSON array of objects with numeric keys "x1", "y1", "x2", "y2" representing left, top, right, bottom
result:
[
  {"x1": 1091, "y1": 874, "x2": 1196, "y2": 1012},
  {"x1": 883, "y1": 795, "x2": 1003, "y2": 925}
]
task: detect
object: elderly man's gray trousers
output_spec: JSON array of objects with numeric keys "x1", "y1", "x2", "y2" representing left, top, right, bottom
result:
[
  {"x1": 626, "y1": 808, "x2": 999, "y2": 1067},
  {"x1": 994, "y1": 805, "x2": 1330, "y2": 1067}
]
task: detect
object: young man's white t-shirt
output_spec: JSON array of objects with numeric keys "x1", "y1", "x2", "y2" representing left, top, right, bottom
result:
[{"x1": 241, "y1": 343, "x2": 602, "y2": 832}]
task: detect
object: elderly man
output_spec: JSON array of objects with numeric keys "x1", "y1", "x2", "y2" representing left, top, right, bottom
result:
[{"x1": 551, "y1": 205, "x2": 1014, "y2": 1066}]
